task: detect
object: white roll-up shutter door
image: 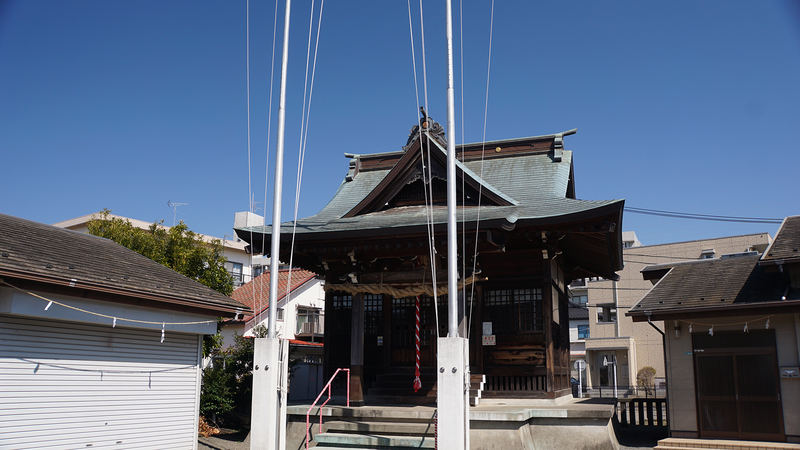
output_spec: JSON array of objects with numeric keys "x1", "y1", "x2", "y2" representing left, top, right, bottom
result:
[{"x1": 0, "y1": 315, "x2": 202, "y2": 450}]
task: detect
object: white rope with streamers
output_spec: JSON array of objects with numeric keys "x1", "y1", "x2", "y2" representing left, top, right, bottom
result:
[{"x1": 1, "y1": 279, "x2": 217, "y2": 327}]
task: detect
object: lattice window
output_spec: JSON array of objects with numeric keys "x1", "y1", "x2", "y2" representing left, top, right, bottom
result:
[
  {"x1": 330, "y1": 293, "x2": 352, "y2": 334},
  {"x1": 485, "y1": 288, "x2": 542, "y2": 332},
  {"x1": 364, "y1": 294, "x2": 382, "y2": 335}
]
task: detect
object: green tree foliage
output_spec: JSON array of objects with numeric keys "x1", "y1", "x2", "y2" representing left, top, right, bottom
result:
[
  {"x1": 87, "y1": 209, "x2": 235, "y2": 358},
  {"x1": 86, "y1": 209, "x2": 234, "y2": 296},
  {"x1": 200, "y1": 324, "x2": 300, "y2": 424},
  {"x1": 200, "y1": 363, "x2": 235, "y2": 422}
]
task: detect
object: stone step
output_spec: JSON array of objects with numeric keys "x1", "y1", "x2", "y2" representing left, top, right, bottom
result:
[
  {"x1": 370, "y1": 379, "x2": 437, "y2": 388},
  {"x1": 367, "y1": 387, "x2": 437, "y2": 397},
  {"x1": 655, "y1": 438, "x2": 800, "y2": 450},
  {"x1": 315, "y1": 432, "x2": 436, "y2": 449},
  {"x1": 374, "y1": 374, "x2": 437, "y2": 383},
  {"x1": 324, "y1": 420, "x2": 435, "y2": 436},
  {"x1": 363, "y1": 394, "x2": 437, "y2": 406}
]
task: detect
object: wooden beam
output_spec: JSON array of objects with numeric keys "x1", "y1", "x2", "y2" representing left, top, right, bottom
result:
[{"x1": 349, "y1": 293, "x2": 365, "y2": 405}]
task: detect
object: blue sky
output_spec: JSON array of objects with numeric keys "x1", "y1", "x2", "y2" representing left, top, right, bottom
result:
[{"x1": 1, "y1": 0, "x2": 799, "y2": 247}]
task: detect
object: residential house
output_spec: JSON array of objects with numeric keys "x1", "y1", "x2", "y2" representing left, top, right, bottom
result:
[
  {"x1": 0, "y1": 213, "x2": 248, "y2": 450},
  {"x1": 575, "y1": 231, "x2": 771, "y2": 394},
  {"x1": 234, "y1": 117, "x2": 625, "y2": 404},
  {"x1": 627, "y1": 215, "x2": 800, "y2": 443},
  {"x1": 53, "y1": 211, "x2": 269, "y2": 287},
  {"x1": 225, "y1": 268, "x2": 325, "y2": 400}
]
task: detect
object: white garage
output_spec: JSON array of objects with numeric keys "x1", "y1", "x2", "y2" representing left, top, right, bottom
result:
[{"x1": 0, "y1": 213, "x2": 248, "y2": 450}]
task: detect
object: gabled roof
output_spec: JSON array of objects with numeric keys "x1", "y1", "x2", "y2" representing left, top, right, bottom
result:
[
  {"x1": 761, "y1": 215, "x2": 800, "y2": 266},
  {"x1": 628, "y1": 254, "x2": 798, "y2": 322},
  {"x1": 231, "y1": 268, "x2": 318, "y2": 322},
  {"x1": 0, "y1": 213, "x2": 248, "y2": 317},
  {"x1": 235, "y1": 127, "x2": 624, "y2": 279},
  {"x1": 344, "y1": 133, "x2": 517, "y2": 218}
]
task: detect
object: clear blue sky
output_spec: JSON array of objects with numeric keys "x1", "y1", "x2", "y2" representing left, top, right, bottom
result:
[{"x1": 2, "y1": 0, "x2": 799, "y2": 247}]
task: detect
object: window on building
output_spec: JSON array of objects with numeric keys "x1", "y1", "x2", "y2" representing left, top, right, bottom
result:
[
  {"x1": 700, "y1": 249, "x2": 716, "y2": 259},
  {"x1": 597, "y1": 304, "x2": 617, "y2": 323},
  {"x1": 572, "y1": 294, "x2": 588, "y2": 305},
  {"x1": 252, "y1": 265, "x2": 265, "y2": 278},
  {"x1": 277, "y1": 308, "x2": 284, "y2": 321},
  {"x1": 230, "y1": 262, "x2": 243, "y2": 284},
  {"x1": 577, "y1": 324, "x2": 589, "y2": 339},
  {"x1": 296, "y1": 307, "x2": 322, "y2": 334},
  {"x1": 485, "y1": 288, "x2": 543, "y2": 333},
  {"x1": 330, "y1": 293, "x2": 352, "y2": 335},
  {"x1": 364, "y1": 295, "x2": 382, "y2": 335},
  {"x1": 570, "y1": 279, "x2": 587, "y2": 288}
]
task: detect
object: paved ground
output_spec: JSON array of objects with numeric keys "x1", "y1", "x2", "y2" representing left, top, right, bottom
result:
[
  {"x1": 198, "y1": 425, "x2": 666, "y2": 450},
  {"x1": 616, "y1": 426, "x2": 667, "y2": 450},
  {"x1": 198, "y1": 428, "x2": 249, "y2": 450}
]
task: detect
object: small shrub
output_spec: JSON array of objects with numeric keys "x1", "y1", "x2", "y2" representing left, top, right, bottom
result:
[
  {"x1": 636, "y1": 366, "x2": 656, "y2": 393},
  {"x1": 200, "y1": 362, "x2": 235, "y2": 422}
]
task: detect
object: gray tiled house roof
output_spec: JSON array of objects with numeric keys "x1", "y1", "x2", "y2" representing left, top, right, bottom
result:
[
  {"x1": 0, "y1": 213, "x2": 248, "y2": 316},
  {"x1": 627, "y1": 254, "x2": 795, "y2": 321},
  {"x1": 761, "y1": 215, "x2": 800, "y2": 263}
]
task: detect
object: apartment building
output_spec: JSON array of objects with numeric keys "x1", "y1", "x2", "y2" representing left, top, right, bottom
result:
[{"x1": 570, "y1": 231, "x2": 772, "y2": 393}]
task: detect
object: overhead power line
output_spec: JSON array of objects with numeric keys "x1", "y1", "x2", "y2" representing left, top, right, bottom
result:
[{"x1": 626, "y1": 207, "x2": 783, "y2": 224}]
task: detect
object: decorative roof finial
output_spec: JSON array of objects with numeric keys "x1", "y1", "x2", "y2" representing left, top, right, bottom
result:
[{"x1": 405, "y1": 107, "x2": 446, "y2": 149}]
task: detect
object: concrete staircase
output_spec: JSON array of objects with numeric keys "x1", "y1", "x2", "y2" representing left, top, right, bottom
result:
[
  {"x1": 655, "y1": 438, "x2": 800, "y2": 450},
  {"x1": 364, "y1": 368, "x2": 485, "y2": 406},
  {"x1": 312, "y1": 416, "x2": 436, "y2": 449}
]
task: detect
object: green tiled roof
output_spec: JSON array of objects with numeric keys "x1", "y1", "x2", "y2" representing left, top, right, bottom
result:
[{"x1": 238, "y1": 137, "x2": 619, "y2": 238}]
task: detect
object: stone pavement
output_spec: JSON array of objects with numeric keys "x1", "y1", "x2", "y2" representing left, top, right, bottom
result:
[
  {"x1": 198, "y1": 427, "x2": 661, "y2": 450},
  {"x1": 198, "y1": 428, "x2": 249, "y2": 450}
]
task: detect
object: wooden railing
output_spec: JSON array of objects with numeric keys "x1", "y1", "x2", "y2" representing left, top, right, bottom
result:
[
  {"x1": 615, "y1": 398, "x2": 667, "y2": 427},
  {"x1": 486, "y1": 375, "x2": 547, "y2": 391}
]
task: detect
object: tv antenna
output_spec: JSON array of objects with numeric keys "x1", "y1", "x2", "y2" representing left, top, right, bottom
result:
[
  {"x1": 249, "y1": 193, "x2": 261, "y2": 214},
  {"x1": 167, "y1": 200, "x2": 188, "y2": 226}
]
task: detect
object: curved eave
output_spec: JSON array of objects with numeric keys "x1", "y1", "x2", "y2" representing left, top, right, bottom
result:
[{"x1": 236, "y1": 199, "x2": 625, "y2": 279}]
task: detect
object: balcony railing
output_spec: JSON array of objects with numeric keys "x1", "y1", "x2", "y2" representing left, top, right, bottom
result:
[{"x1": 296, "y1": 313, "x2": 324, "y2": 336}]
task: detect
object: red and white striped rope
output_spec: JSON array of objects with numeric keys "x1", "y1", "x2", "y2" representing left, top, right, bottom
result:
[{"x1": 413, "y1": 295, "x2": 422, "y2": 393}]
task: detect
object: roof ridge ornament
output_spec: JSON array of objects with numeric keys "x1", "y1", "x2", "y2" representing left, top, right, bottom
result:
[{"x1": 405, "y1": 107, "x2": 446, "y2": 149}]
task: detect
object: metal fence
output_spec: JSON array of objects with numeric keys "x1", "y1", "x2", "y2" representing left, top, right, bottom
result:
[{"x1": 573, "y1": 385, "x2": 666, "y2": 399}]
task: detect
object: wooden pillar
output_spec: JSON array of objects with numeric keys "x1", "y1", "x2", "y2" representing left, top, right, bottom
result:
[
  {"x1": 382, "y1": 294, "x2": 391, "y2": 371},
  {"x1": 350, "y1": 292, "x2": 365, "y2": 405},
  {"x1": 322, "y1": 290, "x2": 332, "y2": 380},
  {"x1": 475, "y1": 284, "x2": 484, "y2": 375},
  {"x1": 543, "y1": 256, "x2": 555, "y2": 398}
]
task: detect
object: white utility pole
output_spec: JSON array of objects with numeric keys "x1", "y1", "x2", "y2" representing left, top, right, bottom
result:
[
  {"x1": 438, "y1": 0, "x2": 470, "y2": 448},
  {"x1": 251, "y1": 1, "x2": 291, "y2": 449}
]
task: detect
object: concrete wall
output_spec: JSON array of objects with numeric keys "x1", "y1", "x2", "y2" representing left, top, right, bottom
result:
[{"x1": 664, "y1": 313, "x2": 800, "y2": 441}]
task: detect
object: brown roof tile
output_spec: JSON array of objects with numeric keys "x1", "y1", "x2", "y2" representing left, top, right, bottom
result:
[
  {"x1": 762, "y1": 215, "x2": 800, "y2": 262},
  {"x1": 0, "y1": 213, "x2": 248, "y2": 316},
  {"x1": 629, "y1": 254, "x2": 793, "y2": 320},
  {"x1": 231, "y1": 268, "x2": 318, "y2": 321}
]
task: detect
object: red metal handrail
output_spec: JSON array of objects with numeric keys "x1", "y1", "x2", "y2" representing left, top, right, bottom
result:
[{"x1": 305, "y1": 368, "x2": 350, "y2": 450}]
